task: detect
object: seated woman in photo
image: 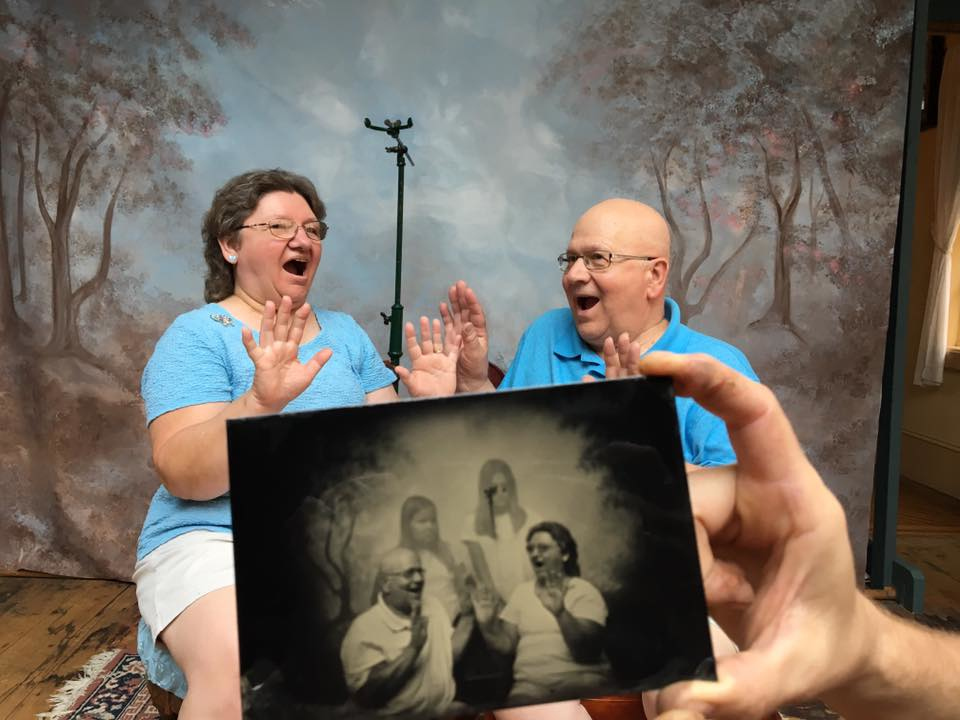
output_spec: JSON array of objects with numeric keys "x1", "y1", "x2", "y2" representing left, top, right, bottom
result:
[
  {"x1": 461, "y1": 458, "x2": 541, "y2": 604},
  {"x1": 133, "y1": 168, "x2": 458, "y2": 720},
  {"x1": 397, "y1": 495, "x2": 471, "y2": 624},
  {"x1": 472, "y1": 521, "x2": 612, "y2": 704}
]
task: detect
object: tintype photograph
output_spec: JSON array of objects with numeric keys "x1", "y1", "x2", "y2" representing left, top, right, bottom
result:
[{"x1": 227, "y1": 377, "x2": 714, "y2": 719}]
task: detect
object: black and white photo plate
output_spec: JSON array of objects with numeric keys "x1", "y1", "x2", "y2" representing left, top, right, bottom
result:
[{"x1": 228, "y1": 376, "x2": 715, "y2": 719}]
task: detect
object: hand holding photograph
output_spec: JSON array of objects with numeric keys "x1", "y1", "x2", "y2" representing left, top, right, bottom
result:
[{"x1": 227, "y1": 377, "x2": 715, "y2": 719}]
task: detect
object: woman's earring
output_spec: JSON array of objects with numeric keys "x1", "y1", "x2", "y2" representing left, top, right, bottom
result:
[{"x1": 227, "y1": 254, "x2": 238, "y2": 264}]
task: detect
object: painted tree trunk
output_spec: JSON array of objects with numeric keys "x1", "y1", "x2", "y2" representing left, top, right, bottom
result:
[{"x1": 0, "y1": 83, "x2": 22, "y2": 339}]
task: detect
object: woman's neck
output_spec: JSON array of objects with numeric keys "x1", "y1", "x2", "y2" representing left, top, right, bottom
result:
[{"x1": 217, "y1": 291, "x2": 321, "y2": 343}]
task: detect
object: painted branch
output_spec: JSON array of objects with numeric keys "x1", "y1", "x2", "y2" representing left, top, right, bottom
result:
[
  {"x1": 324, "y1": 513, "x2": 345, "y2": 587},
  {"x1": 650, "y1": 143, "x2": 686, "y2": 273},
  {"x1": 783, "y1": 135, "x2": 802, "y2": 219},
  {"x1": 808, "y1": 172, "x2": 818, "y2": 269},
  {"x1": 339, "y1": 505, "x2": 356, "y2": 573},
  {"x1": 65, "y1": 109, "x2": 115, "y2": 217},
  {"x1": 55, "y1": 102, "x2": 96, "y2": 216},
  {"x1": 681, "y1": 157, "x2": 715, "y2": 293},
  {"x1": 32, "y1": 121, "x2": 56, "y2": 237},
  {"x1": 0, "y1": 81, "x2": 19, "y2": 333},
  {"x1": 755, "y1": 136, "x2": 783, "y2": 222},
  {"x1": 16, "y1": 140, "x2": 27, "y2": 301},
  {"x1": 687, "y1": 214, "x2": 760, "y2": 319},
  {"x1": 72, "y1": 165, "x2": 125, "y2": 312},
  {"x1": 801, "y1": 106, "x2": 851, "y2": 246}
]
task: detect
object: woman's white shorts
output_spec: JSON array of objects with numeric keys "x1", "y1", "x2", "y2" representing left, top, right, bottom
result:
[{"x1": 133, "y1": 530, "x2": 235, "y2": 642}]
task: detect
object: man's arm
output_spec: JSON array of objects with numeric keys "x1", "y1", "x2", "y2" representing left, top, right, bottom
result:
[
  {"x1": 822, "y1": 597, "x2": 960, "y2": 720},
  {"x1": 441, "y1": 280, "x2": 496, "y2": 393},
  {"x1": 623, "y1": 352, "x2": 960, "y2": 720},
  {"x1": 352, "y1": 647, "x2": 421, "y2": 709},
  {"x1": 352, "y1": 614, "x2": 428, "y2": 709}
]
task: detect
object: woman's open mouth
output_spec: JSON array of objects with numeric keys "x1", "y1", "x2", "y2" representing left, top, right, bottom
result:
[
  {"x1": 576, "y1": 296, "x2": 599, "y2": 311},
  {"x1": 283, "y1": 259, "x2": 307, "y2": 277}
]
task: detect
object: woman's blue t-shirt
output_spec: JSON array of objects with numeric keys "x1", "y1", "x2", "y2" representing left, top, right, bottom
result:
[{"x1": 136, "y1": 303, "x2": 396, "y2": 561}]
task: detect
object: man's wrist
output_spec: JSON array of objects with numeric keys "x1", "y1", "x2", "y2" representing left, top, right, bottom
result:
[
  {"x1": 457, "y1": 377, "x2": 495, "y2": 393},
  {"x1": 820, "y1": 595, "x2": 893, "y2": 714}
]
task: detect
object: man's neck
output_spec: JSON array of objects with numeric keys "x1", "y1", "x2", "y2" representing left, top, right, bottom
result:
[
  {"x1": 631, "y1": 315, "x2": 669, "y2": 352},
  {"x1": 380, "y1": 594, "x2": 414, "y2": 619},
  {"x1": 589, "y1": 314, "x2": 668, "y2": 354}
]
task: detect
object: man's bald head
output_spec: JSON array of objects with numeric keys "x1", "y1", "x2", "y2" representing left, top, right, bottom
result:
[
  {"x1": 562, "y1": 199, "x2": 672, "y2": 351},
  {"x1": 379, "y1": 547, "x2": 420, "y2": 576},
  {"x1": 572, "y1": 199, "x2": 671, "y2": 261}
]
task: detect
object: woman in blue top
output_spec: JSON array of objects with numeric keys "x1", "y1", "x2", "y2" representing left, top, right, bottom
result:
[{"x1": 134, "y1": 169, "x2": 458, "y2": 719}]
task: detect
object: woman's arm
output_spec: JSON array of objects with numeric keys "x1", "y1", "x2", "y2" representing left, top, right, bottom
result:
[
  {"x1": 555, "y1": 612, "x2": 605, "y2": 664},
  {"x1": 365, "y1": 385, "x2": 398, "y2": 404},
  {"x1": 151, "y1": 298, "x2": 331, "y2": 501},
  {"x1": 151, "y1": 396, "x2": 275, "y2": 501},
  {"x1": 475, "y1": 616, "x2": 519, "y2": 657},
  {"x1": 471, "y1": 587, "x2": 518, "y2": 656},
  {"x1": 535, "y1": 575, "x2": 606, "y2": 663},
  {"x1": 451, "y1": 613, "x2": 475, "y2": 662},
  {"x1": 463, "y1": 541, "x2": 498, "y2": 597}
]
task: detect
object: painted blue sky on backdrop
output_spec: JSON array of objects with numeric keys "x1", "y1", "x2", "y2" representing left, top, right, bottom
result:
[{"x1": 128, "y1": 0, "x2": 629, "y2": 366}]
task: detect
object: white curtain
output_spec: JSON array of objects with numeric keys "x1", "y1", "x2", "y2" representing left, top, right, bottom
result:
[{"x1": 915, "y1": 46, "x2": 960, "y2": 387}]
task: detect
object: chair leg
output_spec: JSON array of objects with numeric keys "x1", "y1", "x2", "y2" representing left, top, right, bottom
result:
[{"x1": 146, "y1": 681, "x2": 182, "y2": 719}]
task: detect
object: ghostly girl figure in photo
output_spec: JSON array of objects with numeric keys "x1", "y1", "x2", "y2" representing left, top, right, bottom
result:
[
  {"x1": 461, "y1": 459, "x2": 542, "y2": 604},
  {"x1": 398, "y1": 495, "x2": 470, "y2": 624},
  {"x1": 472, "y1": 521, "x2": 611, "y2": 704}
]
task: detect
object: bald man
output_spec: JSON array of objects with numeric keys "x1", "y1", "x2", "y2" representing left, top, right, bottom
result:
[
  {"x1": 444, "y1": 199, "x2": 758, "y2": 466},
  {"x1": 340, "y1": 547, "x2": 471, "y2": 715}
]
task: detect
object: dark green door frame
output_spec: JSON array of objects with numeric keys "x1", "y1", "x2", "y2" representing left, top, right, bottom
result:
[{"x1": 868, "y1": 0, "x2": 932, "y2": 611}]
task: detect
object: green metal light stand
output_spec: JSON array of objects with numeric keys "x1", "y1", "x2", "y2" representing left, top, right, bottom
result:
[{"x1": 364, "y1": 117, "x2": 414, "y2": 371}]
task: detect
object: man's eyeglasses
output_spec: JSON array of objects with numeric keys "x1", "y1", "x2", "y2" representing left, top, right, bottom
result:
[
  {"x1": 384, "y1": 567, "x2": 425, "y2": 581},
  {"x1": 239, "y1": 218, "x2": 328, "y2": 243},
  {"x1": 557, "y1": 251, "x2": 657, "y2": 273}
]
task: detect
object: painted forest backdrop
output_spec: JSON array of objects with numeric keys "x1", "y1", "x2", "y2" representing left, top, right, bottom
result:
[{"x1": 0, "y1": 0, "x2": 913, "y2": 579}]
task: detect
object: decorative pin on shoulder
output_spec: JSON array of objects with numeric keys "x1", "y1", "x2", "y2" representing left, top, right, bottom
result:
[{"x1": 210, "y1": 313, "x2": 234, "y2": 327}]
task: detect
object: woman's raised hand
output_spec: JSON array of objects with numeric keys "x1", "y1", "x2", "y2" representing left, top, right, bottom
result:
[
  {"x1": 241, "y1": 296, "x2": 332, "y2": 414},
  {"x1": 534, "y1": 570, "x2": 568, "y2": 616},
  {"x1": 395, "y1": 315, "x2": 461, "y2": 397},
  {"x1": 469, "y1": 584, "x2": 499, "y2": 625}
]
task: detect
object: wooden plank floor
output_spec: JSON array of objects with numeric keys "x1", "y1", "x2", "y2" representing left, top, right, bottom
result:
[
  {"x1": 1, "y1": 479, "x2": 958, "y2": 719},
  {"x1": 0, "y1": 575, "x2": 138, "y2": 719},
  {"x1": 897, "y1": 477, "x2": 960, "y2": 535}
]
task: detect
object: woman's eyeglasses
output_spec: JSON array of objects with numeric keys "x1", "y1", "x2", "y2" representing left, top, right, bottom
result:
[{"x1": 240, "y1": 218, "x2": 328, "y2": 243}]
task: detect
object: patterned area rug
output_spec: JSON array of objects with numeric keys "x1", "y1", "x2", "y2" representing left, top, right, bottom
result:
[{"x1": 40, "y1": 650, "x2": 158, "y2": 719}]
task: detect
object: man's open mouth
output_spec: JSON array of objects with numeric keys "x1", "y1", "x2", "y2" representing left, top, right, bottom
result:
[
  {"x1": 576, "y1": 296, "x2": 599, "y2": 311},
  {"x1": 283, "y1": 259, "x2": 307, "y2": 277}
]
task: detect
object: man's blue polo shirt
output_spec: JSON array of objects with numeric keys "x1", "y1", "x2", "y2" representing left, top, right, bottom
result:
[{"x1": 499, "y1": 297, "x2": 757, "y2": 466}]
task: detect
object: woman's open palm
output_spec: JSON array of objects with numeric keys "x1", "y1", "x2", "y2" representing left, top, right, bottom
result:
[{"x1": 242, "y1": 296, "x2": 332, "y2": 413}]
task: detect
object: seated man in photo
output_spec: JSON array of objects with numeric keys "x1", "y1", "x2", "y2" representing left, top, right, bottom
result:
[{"x1": 340, "y1": 547, "x2": 472, "y2": 716}]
